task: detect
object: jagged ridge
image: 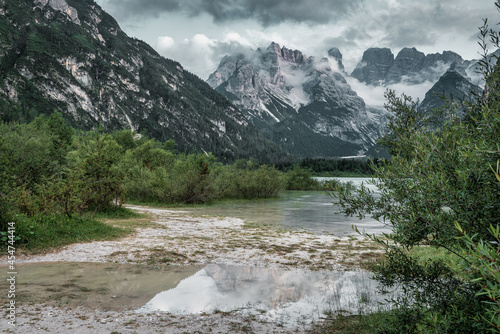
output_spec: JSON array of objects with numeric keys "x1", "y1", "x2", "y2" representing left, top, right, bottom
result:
[{"x1": 207, "y1": 42, "x2": 381, "y2": 158}]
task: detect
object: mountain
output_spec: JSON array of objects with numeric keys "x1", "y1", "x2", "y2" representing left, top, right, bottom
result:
[
  {"x1": 351, "y1": 46, "x2": 488, "y2": 118},
  {"x1": 350, "y1": 47, "x2": 394, "y2": 86},
  {"x1": 207, "y1": 42, "x2": 382, "y2": 157},
  {"x1": 352, "y1": 47, "x2": 464, "y2": 85},
  {"x1": 0, "y1": 0, "x2": 287, "y2": 162},
  {"x1": 420, "y1": 63, "x2": 483, "y2": 113}
]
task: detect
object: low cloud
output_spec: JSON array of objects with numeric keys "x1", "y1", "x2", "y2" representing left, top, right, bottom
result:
[
  {"x1": 98, "y1": 0, "x2": 362, "y2": 26},
  {"x1": 346, "y1": 77, "x2": 436, "y2": 109},
  {"x1": 156, "y1": 33, "x2": 256, "y2": 79}
]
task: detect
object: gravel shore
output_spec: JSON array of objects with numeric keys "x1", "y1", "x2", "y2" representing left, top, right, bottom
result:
[{"x1": 1, "y1": 205, "x2": 382, "y2": 333}]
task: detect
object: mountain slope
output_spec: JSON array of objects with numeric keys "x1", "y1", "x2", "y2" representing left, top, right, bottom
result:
[
  {"x1": 207, "y1": 43, "x2": 381, "y2": 157},
  {"x1": 420, "y1": 64, "x2": 483, "y2": 113},
  {"x1": 0, "y1": 0, "x2": 287, "y2": 162}
]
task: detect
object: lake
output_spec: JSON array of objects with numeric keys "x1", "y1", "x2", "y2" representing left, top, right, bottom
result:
[{"x1": 185, "y1": 177, "x2": 389, "y2": 237}]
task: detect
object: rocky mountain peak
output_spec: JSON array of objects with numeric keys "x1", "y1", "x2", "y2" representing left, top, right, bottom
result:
[
  {"x1": 207, "y1": 43, "x2": 382, "y2": 157},
  {"x1": 420, "y1": 66, "x2": 482, "y2": 113},
  {"x1": 352, "y1": 47, "x2": 471, "y2": 86},
  {"x1": 327, "y1": 47, "x2": 344, "y2": 71},
  {"x1": 351, "y1": 47, "x2": 394, "y2": 85},
  {"x1": 35, "y1": 0, "x2": 80, "y2": 25},
  {"x1": 385, "y1": 47, "x2": 426, "y2": 83},
  {"x1": 267, "y1": 42, "x2": 307, "y2": 64}
]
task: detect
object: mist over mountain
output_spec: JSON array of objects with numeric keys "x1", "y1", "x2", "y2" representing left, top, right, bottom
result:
[
  {"x1": 207, "y1": 42, "x2": 383, "y2": 158},
  {"x1": 0, "y1": 0, "x2": 287, "y2": 162},
  {"x1": 349, "y1": 46, "x2": 485, "y2": 113},
  {"x1": 351, "y1": 47, "x2": 465, "y2": 86},
  {"x1": 420, "y1": 63, "x2": 483, "y2": 113},
  {"x1": 207, "y1": 41, "x2": 487, "y2": 157}
]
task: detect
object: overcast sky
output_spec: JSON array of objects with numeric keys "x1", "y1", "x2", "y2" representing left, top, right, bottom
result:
[{"x1": 94, "y1": 0, "x2": 497, "y2": 81}]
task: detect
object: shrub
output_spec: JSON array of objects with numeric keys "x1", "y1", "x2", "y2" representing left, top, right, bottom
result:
[
  {"x1": 284, "y1": 164, "x2": 322, "y2": 190},
  {"x1": 235, "y1": 164, "x2": 285, "y2": 199}
]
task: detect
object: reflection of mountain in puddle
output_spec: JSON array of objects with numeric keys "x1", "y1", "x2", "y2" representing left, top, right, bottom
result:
[{"x1": 137, "y1": 264, "x2": 390, "y2": 326}]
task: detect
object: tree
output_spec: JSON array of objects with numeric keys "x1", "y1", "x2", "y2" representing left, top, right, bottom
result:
[
  {"x1": 331, "y1": 10, "x2": 500, "y2": 333},
  {"x1": 69, "y1": 130, "x2": 124, "y2": 211}
]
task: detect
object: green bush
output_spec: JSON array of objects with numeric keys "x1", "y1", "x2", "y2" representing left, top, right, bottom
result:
[
  {"x1": 284, "y1": 164, "x2": 322, "y2": 190},
  {"x1": 235, "y1": 164, "x2": 285, "y2": 199},
  {"x1": 168, "y1": 153, "x2": 220, "y2": 203},
  {"x1": 122, "y1": 150, "x2": 223, "y2": 204},
  {"x1": 69, "y1": 130, "x2": 125, "y2": 210},
  {"x1": 458, "y1": 223, "x2": 500, "y2": 332},
  {"x1": 330, "y1": 13, "x2": 500, "y2": 333}
]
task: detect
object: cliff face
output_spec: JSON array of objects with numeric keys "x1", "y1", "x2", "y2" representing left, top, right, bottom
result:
[
  {"x1": 351, "y1": 47, "x2": 465, "y2": 85},
  {"x1": 208, "y1": 42, "x2": 382, "y2": 157},
  {"x1": 350, "y1": 46, "x2": 485, "y2": 116},
  {"x1": 351, "y1": 48, "x2": 395, "y2": 86},
  {"x1": 0, "y1": 0, "x2": 286, "y2": 162}
]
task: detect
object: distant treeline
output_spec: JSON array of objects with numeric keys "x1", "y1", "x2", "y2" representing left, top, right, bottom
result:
[{"x1": 277, "y1": 157, "x2": 381, "y2": 176}]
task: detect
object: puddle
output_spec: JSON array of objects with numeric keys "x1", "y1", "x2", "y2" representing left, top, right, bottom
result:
[
  {"x1": 1, "y1": 262, "x2": 394, "y2": 327},
  {"x1": 137, "y1": 264, "x2": 392, "y2": 326},
  {"x1": 0, "y1": 262, "x2": 202, "y2": 311}
]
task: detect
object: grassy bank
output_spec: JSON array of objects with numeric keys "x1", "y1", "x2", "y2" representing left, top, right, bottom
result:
[
  {"x1": 308, "y1": 310, "x2": 395, "y2": 334},
  {"x1": 1, "y1": 207, "x2": 141, "y2": 254}
]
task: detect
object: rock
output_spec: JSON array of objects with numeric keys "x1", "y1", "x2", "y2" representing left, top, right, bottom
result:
[
  {"x1": 327, "y1": 47, "x2": 344, "y2": 72},
  {"x1": 420, "y1": 66, "x2": 482, "y2": 114},
  {"x1": 351, "y1": 48, "x2": 394, "y2": 85},
  {"x1": 386, "y1": 47, "x2": 426, "y2": 83},
  {"x1": 352, "y1": 47, "x2": 467, "y2": 86}
]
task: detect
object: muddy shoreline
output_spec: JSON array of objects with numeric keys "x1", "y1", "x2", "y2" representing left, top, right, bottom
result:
[{"x1": 0, "y1": 205, "x2": 383, "y2": 333}]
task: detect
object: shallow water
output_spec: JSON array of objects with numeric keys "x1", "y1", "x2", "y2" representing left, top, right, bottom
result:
[
  {"x1": 186, "y1": 177, "x2": 389, "y2": 236},
  {"x1": 1, "y1": 262, "x2": 394, "y2": 327},
  {"x1": 0, "y1": 262, "x2": 202, "y2": 311}
]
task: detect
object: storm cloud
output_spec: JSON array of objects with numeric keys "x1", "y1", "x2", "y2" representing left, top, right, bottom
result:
[
  {"x1": 98, "y1": 0, "x2": 363, "y2": 26},
  {"x1": 95, "y1": 0, "x2": 497, "y2": 80}
]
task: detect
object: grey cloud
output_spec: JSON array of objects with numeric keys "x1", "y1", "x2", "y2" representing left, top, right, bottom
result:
[
  {"x1": 99, "y1": 0, "x2": 181, "y2": 21},
  {"x1": 375, "y1": 2, "x2": 488, "y2": 49},
  {"x1": 322, "y1": 34, "x2": 361, "y2": 53},
  {"x1": 101, "y1": 0, "x2": 363, "y2": 26}
]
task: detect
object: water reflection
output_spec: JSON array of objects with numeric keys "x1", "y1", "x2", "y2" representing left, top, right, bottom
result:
[
  {"x1": 186, "y1": 178, "x2": 389, "y2": 236},
  {"x1": 137, "y1": 264, "x2": 393, "y2": 326},
  {"x1": 1, "y1": 262, "x2": 394, "y2": 327},
  {"x1": 0, "y1": 262, "x2": 202, "y2": 311}
]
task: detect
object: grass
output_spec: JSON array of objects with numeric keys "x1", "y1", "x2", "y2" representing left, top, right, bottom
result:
[
  {"x1": 2, "y1": 207, "x2": 141, "y2": 254},
  {"x1": 88, "y1": 206, "x2": 143, "y2": 220},
  {"x1": 308, "y1": 310, "x2": 394, "y2": 334},
  {"x1": 408, "y1": 245, "x2": 462, "y2": 271}
]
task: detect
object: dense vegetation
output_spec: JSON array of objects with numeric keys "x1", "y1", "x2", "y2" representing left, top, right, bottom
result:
[
  {"x1": 328, "y1": 15, "x2": 500, "y2": 334},
  {"x1": 0, "y1": 114, "x2": 321, "y2": 250},
  {"x1": 297, "y1": 157, "x2": 377, "y2": 176}
]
